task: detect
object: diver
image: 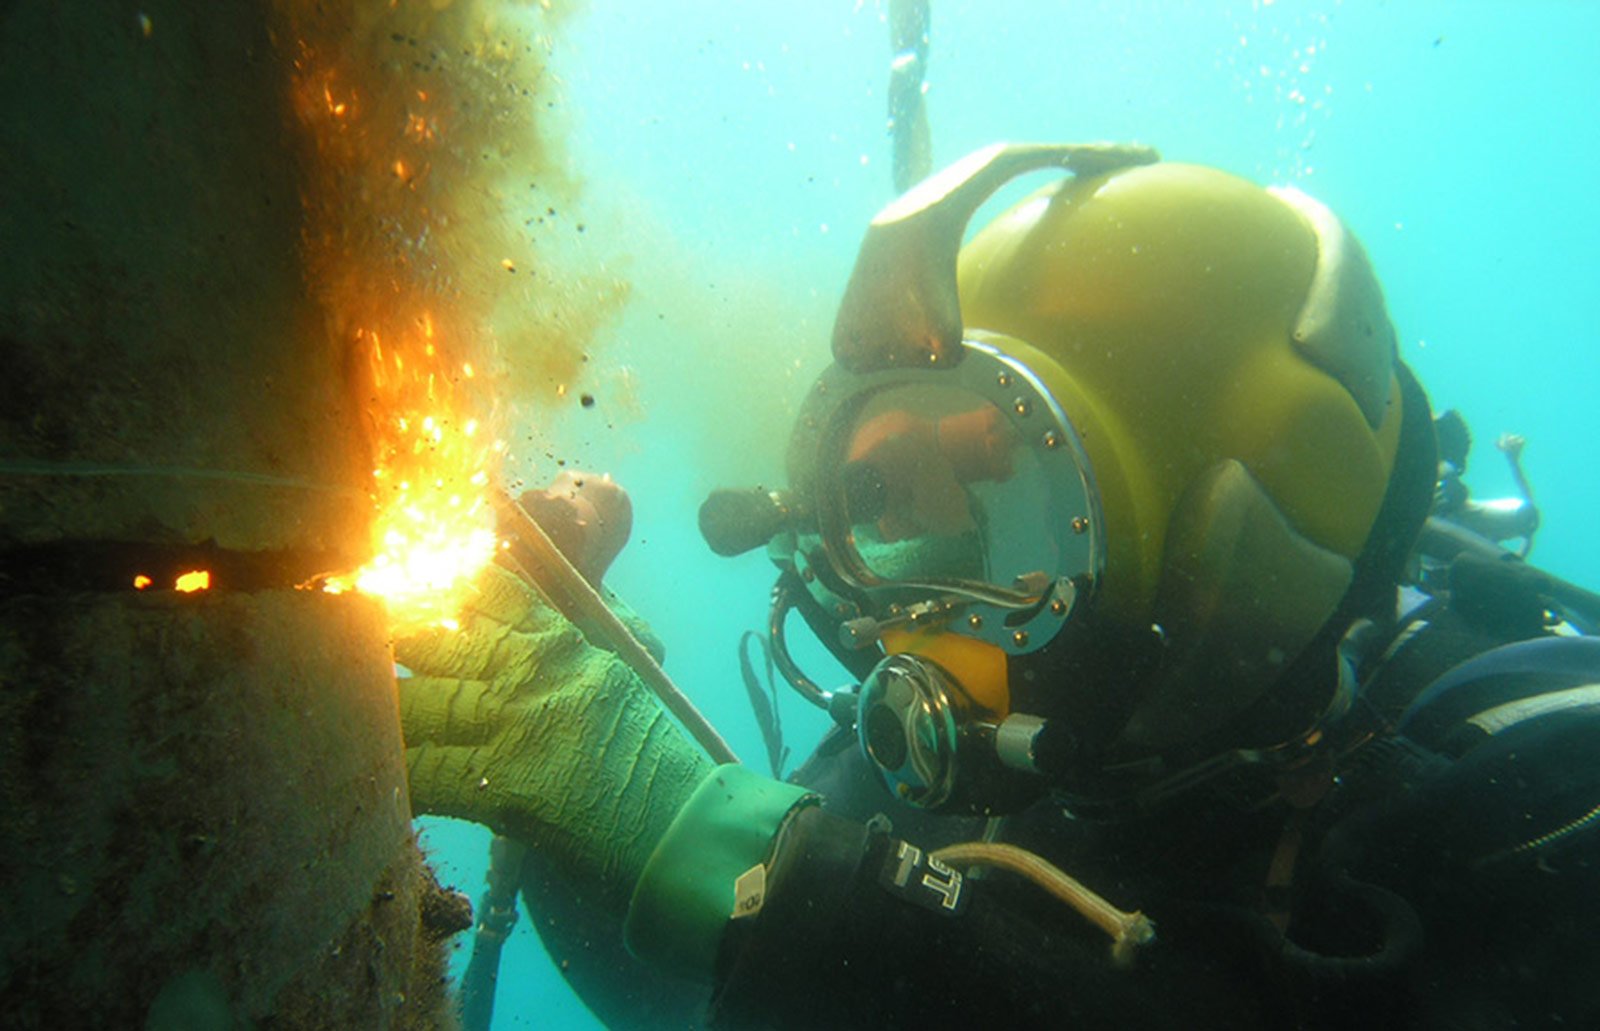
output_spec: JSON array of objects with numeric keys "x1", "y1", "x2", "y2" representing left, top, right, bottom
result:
[{"x1": 398, "y1": 142, "x2": 1600, "y2": 1029}]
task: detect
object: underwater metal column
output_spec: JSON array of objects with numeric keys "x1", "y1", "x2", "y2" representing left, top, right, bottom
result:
[{"x1": 0, "y1": 5, "x2": 459, "y2": 1025}]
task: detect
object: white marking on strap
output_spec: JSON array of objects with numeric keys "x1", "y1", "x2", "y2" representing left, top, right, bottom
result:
[{"x1": 1467, "y1": 684, "x2": 1600, "y2": 736}]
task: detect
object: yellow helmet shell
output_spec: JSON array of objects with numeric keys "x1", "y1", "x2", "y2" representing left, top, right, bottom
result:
[{"x1": 957, "y1": 162, "x2": 1406, "y2": 746}]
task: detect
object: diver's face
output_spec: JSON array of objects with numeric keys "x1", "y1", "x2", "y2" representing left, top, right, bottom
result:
[{"x1": 787, "y1": 340, "x2": 1103, "y2": 661}]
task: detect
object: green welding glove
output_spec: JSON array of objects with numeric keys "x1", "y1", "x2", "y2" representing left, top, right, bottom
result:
[
  {"x1": 397, "y1": 560, "x2": 815, "y2": 982},
  {"x1": 396, "y1": 560, "x2": 713, "y2": 892}
]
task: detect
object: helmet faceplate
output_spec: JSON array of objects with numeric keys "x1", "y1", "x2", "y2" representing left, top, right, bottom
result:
[{"x1": 787, "y1": 339, "x2": 1105, "y2": 659}]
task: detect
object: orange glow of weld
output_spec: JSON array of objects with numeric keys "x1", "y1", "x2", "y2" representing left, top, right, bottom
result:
[
  {"x1": 175, "y1": 570, "x2": 211, "y2": 593},
  {"x1": 326, "y1": 315, "x2": 503, "y2": 633},
  {"x1": 284, "y1": 37, "x2": 521, "y2": 636},
  {"x1": 132, "y1": 574, "x2": 153, "y2": 590}
]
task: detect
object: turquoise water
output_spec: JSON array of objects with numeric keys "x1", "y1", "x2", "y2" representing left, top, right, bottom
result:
[{"x1": 417, "y1": 2, "x2": 1600, "y2": 1027}]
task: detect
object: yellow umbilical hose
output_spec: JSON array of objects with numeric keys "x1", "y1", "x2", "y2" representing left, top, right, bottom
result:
[{"x1": 931, "y1": 841, "x2": 1156, "y2": 968}]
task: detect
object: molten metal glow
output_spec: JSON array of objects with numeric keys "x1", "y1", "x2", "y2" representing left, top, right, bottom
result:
[
  {"x1": 289, "y1": 60, "x2": 505, "y2": 630},
  {"x1": 354, "y1": 526, "x2": 497, "y2": 612},
  {"x1": 132, "y1": 574, "x2": 153, "y2": 590},
  {"x1": 279, "y1": 8, "x2": 596, "y2": 635},
  {"x1": 175, "y1": 570, "x2": 211, "y2": 593},
  {"x1": 327, "y1": 322, "x2": 503, "y2": 632},
  {"x1": 346, "y1": 465, "x2": 498, "y2": 629}
]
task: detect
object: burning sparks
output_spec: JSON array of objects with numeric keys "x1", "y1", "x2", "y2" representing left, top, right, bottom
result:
[
  {"x1": 322, "y1": 85, "x2": 349, "y2": 118},
  {"x1": 350, "y1": 513, "x2": 496, "y2": 621},
  {"x1": 406, "y1": 111, "x2": 436, "y2": 142},
  {"x1": 323, "y1": 321, "x2": 504, "y2": 632},
  {"x1": 132, "y1": 574, "x2": 152, "y2": 590},
  {"x1": 287, "y1": 44, "x2": 508, "y2": 632},
  {"x1": 279, "y1": 2, "x2": 620, "y2": 635}
]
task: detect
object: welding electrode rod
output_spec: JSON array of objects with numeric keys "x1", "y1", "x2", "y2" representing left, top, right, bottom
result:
[{"x1": 492, "y1": 489, "x2": 742, "y2": 766}]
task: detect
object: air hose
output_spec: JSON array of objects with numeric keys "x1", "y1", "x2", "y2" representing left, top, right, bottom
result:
[{"x1": 931, "y1": 841, "x2": 1156, "y2": 967}]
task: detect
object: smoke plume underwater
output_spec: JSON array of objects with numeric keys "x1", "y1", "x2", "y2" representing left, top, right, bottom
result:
[{"x1": 276, "y1": 0, "x2": 629, "y2": 625}]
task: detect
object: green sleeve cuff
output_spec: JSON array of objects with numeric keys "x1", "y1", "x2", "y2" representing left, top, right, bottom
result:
[{"x1": 624, "y1": 763, "x2": 812, "y2": 979}]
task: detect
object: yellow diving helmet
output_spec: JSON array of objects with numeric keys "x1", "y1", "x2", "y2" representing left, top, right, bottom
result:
[{"x1": 702, "y1": 143, "x2": 1436, "y2": 815}]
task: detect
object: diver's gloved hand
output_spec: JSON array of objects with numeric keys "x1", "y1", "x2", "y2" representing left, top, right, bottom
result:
[{"x1": 396, "y1": 560, "x2": 714, "y2": 891}]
